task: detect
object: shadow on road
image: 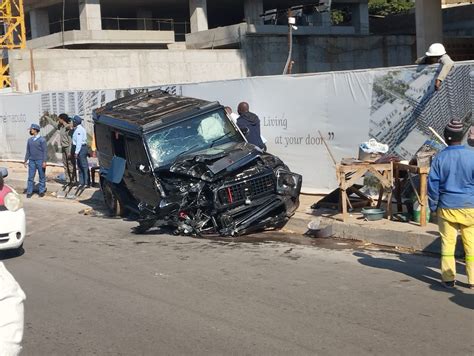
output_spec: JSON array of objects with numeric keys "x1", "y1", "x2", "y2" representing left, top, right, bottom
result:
[
  {"x1": 0, "y1": 246, "x2": 25, "y2": 261},
  {"x1": 354, "y1": 252, "x2": 473, "y2": 310}
]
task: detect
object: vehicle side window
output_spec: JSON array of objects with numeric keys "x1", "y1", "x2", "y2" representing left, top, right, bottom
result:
[
  {"x1": 126, "y1": 137, "x2": 148, "y2": 167},
  {"x1": 95, "y1": 124, "x2": 113, "y2": 158},
  {"x1": 112, "y1": 132, "x2": 126, "y2": 159}
]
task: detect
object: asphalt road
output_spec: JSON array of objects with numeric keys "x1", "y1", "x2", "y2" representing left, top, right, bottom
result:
[{"x1": 2, "y1": 197, "x2": 473, "y2": 355}]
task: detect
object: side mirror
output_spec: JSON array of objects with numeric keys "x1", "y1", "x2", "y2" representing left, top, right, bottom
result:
[
  {"x1": 0, "y1": 167, "x2": 8, "y2": 178},
  {"x1": 137, "y1": 164, "x2": 151, "y2": 174},
  {"x1": 241, "y1": 127, "x2": 249, "y2": 136}
]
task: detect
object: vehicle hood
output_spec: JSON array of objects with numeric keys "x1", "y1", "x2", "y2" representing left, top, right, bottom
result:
[{"x1": 169, "y1": 142, "x2": 267, "y2": 182}]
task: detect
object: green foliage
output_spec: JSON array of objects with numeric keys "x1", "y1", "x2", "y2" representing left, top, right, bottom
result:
[
  {"x1": 368, "y1": 0, "x2": 414, "y2": 16},
  {"x1": 331, "y1": 9, "x2": 345, "y2": 25}
]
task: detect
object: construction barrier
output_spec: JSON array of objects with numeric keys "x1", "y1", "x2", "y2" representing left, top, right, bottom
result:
[{"x1": 1, "y1": 61, "x2": 473, "y2": 193}]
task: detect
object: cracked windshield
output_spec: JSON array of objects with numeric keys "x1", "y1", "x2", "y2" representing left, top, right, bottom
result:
[{"x1": 146, "y1": 110, "x2": 243, "y2": 167}]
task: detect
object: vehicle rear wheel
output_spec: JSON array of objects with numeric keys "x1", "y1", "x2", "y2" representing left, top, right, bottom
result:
[{"x1": 102, "y1": 181, "x2": 125, "y2": 217}]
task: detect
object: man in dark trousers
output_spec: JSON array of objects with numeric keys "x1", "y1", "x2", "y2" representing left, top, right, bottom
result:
[
  {"x1": 23, "y1": 123, "x2": 47, "y2": 198},
  {"x1": 58, "y1": 114, "x2": 76, "y2": 185},
  {"x1": 72, "y1": 116, "x2": 89, "y2": 188},
  {"x1": 236, "y1": 102, "x2": 265, "y2": 150}
]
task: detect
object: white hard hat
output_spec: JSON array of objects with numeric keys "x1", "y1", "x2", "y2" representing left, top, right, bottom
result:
[{"x1": 426, "y1": 43, "x2": 446, "y2": 57}]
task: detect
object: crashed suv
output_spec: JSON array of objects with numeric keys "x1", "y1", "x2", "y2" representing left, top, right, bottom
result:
[{"x1": 93, "y1": 90, "x2": 302, "y2": 236}]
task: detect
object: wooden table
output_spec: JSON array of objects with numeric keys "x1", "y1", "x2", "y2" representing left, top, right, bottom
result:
[
  {"x1": 336, "y1": 162, "x2": 393, "y2": 222},
  {"x1": 394, "y1": 162, "x2": 430, "y2": 227}
]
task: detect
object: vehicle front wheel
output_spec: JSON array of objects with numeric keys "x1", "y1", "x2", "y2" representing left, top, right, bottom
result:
[{"x1": 102, "y1": 181, "x2": 125, "y2": 217}]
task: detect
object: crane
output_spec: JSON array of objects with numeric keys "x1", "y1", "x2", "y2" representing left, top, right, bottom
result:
[{"x1": 0, "y1": 0, "x2": 26, "y2": 88}]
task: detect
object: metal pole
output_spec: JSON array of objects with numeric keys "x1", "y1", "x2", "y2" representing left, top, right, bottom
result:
[
  {"x1": 283, "y1": 23, "x2": 293, "y2": 75},
  {"x1": 61, "y1": 0, "x2": 65, "y2": 48},
  {"x1": 283, "y1": 10, "x2": 293, "y2": 75}
]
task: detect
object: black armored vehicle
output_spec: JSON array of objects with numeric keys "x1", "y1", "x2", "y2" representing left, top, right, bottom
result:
[{"x1": 93, "y1": 90, "x2": 302, "y2": 235}]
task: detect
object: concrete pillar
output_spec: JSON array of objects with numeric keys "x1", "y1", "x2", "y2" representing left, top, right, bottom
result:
[
  {"x1": 352, "y1": 1, "x2": 369, "y2": 35},
  {"x1": 29, "y1": 8, "x2": 50, "y2": 38},
  {"x1": 189, "y1": 0, "x2": 208, "y2": 33},
  {"x1": 313, "y1": 12, "x2": 331, "y2": 28},
  {"x1": 244, "y1": 0, "x2": 263, "y2": 25},
  {"x1": 79, "y1": 0, "x2": 102, "y2": 31},
  {"x1": 137, "y1": 8, "x2": 153, "y2": 31},
  {"x1": 416, "y1": 0, "x2": 443, "y2": 57}
]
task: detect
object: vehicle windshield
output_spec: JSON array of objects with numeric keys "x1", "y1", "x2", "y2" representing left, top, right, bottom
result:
[{"x1": 145, "y1": 109, "x2": 244, "y2": 168}]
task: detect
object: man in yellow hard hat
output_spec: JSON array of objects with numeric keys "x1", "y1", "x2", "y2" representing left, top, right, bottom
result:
[{"x1": 416, "y1": 43, "x2": 454, "y2": 91}]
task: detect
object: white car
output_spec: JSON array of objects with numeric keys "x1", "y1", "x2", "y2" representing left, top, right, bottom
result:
[{"x1": 0, "y1": 168, "x2": 26, "y2": 251}]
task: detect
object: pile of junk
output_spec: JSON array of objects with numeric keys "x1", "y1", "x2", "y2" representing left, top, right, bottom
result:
[{"x1": 311, "y1": 134, "x2": 448, "y2": 225}]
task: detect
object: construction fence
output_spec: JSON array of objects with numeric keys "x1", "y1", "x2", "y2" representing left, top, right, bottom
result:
[{"x1": 0, "y1": 61, "x2": 473, "y2": 193}]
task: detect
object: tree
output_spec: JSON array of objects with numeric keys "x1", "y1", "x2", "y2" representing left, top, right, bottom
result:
[{"x1": 368, "y1": 0, "x2": 414, "y2": 17}]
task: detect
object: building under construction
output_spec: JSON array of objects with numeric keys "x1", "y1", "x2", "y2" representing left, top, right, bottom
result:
[
  {"x1": 0, "y1": 0, "x2": 473, "y2": 92},
  {"x1": 23, "y1": 0, "x2": 370, "y2": 49}
]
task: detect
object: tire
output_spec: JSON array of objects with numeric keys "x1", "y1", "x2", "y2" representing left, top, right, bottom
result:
[{"x1": 102, "y1": 181, "x2": 125, "y2": 217}]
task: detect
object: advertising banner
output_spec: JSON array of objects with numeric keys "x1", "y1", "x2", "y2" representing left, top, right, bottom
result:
[{"x1": 0, "y1": 62, "x2": 473, "y2": 193}]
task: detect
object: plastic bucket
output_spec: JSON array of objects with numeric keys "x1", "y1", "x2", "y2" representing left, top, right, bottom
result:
[{"x1": 413, "y1": 208, "x2": 430, "y2": 223}]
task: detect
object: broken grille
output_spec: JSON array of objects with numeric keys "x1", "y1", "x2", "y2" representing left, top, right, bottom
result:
[{"x1": 218, "y1": 174, "x2": 275, "y2": 206}]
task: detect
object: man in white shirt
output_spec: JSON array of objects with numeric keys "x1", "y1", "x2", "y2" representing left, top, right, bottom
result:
[
  {"x1": 0, "y1": 262, "x2": 25, "y2": 356},
  {"x1": 415, "y1": 43, "x2": 454, "y2": 91},
  {"x1": 72, "y1": 115, "x2": 90, "y2": 188}
]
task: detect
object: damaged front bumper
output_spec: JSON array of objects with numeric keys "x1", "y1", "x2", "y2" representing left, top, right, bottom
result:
[{"x1": 142, "y1": 169, "x2": 302, "y2": 237}]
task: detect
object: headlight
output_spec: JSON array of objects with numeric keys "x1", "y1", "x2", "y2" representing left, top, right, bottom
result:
[
  {"x1": 276, "y1": 168, "x2": 302, "y2": 198},
  {"x1": 4, "y1": 192, "x2": 23, "y2": 212}
]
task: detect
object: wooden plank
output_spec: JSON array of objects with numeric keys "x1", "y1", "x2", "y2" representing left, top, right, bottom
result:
[
  {"x1": 395, "y1": 164, "x2": 403, "y2": 212},
  {"x1": 366, "y1": 166, "x2": 392, "y2": 187},
  {"x1": 338, "y1": 163, "x2": 392, "y2": 172},
  {"x1": 343, "y1": 168, "x2": 369, "y2": 188},
  {"x1": 394, "y1": 163, "x2": 419, "y2": 174},
  {"x1": 341, "y1": 188, "x2": 348, "y2": 222},
  {"x1": 419, "y1": 173, "x2": 428, "y2": 227}
]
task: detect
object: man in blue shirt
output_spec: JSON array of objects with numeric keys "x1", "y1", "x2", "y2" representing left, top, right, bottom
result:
[
  {"x1": 23, "y1": 124, "x2": 47, "y2": 198},
  {"x1": 428, "y1": 119, "x2": 474, "y2": 289},
  {"x1": 72, "y1": 116, "x2": 89, "y2": 188}
]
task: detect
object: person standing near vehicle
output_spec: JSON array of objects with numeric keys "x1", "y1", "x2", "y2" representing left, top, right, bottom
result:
[
  {"x1": 416, "y1": 43, "x2": 454, "y2": 91},
  {"x1": 72, "y1": 116, "x2": 89, "y2": 188},
  {"x1": 428, "y1": 119, "x2": 474, "y2": 289},
  {"x1": 23, "y1": 124, "x2": 47, "y2": 198},
  {"x1": 0, "y1": 262, "x2": 25, "y2": 356},
  {"x1": 58, "y1": 114, "x2": 76, "y2": 185},
  {"x1": 236, "y1": 102, "x2": 266, "y2": 151}
]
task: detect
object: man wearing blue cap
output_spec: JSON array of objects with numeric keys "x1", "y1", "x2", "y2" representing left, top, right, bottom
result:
[
  {"x1": 72, "y1": 116, "x2": 89, "y2": 188},
  {"x1": 23, "y1": 124, "x2": 47, "y2": 198}
]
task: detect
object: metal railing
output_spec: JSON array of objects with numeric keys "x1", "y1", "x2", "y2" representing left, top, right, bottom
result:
[
  {"x1": 43, "y1": 17, "x2": 189, "y2": 42},
  {"x1": 101, "y1": 17, "x2": 173, "y2": 31},
  {"x1": 49, "y1": 17, "x2": 80, "y2": 35}
]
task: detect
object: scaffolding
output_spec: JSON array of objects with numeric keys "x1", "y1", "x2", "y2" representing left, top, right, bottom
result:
[{"x1": 0, "y1": 0, "x2": 26, "y2": 88}]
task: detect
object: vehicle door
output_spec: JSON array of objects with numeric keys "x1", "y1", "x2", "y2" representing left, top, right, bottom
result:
[{"x1": 123, "y1": 136, "x2": 160, "y2": 207}]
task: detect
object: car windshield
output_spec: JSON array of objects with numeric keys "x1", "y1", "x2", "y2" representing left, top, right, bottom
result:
[{"x1": 145, "y1": 109, "x2": 244, "y2": 168}]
